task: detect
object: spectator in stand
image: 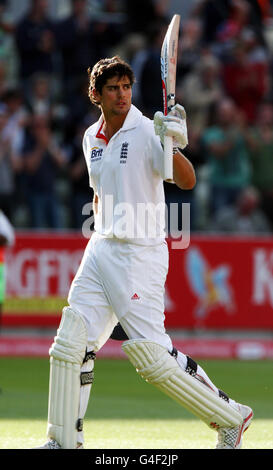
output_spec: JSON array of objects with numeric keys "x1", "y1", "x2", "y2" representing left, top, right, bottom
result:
[
  {"x1": 194, "y1": 0, "x2": 266, "y2": 47},
  {"x1": 216, "y1": 0, "x2": 250, "y2": 43},
  {"x1": 62, "y1": 75, "x2": 100, "y2": 145},
  {"x1": 191, "y1": 0, "x2": 232, "y2": 46},
  {"x1": 124, "y1": 0, "x2": 169, "y2": 36},
  {"x1": 201, "y1": 97, "x2": 251, "y2": 215},
  {"x1": 0, "y1": 62, "x2": 8, "y2": 101},
  {"x1": 245, "y1": 100, "x2": 273, "y2": 225},
  {"x1": 207, "y1": 186, "x2": 272, "y2": 233},
  {"x1": 0, "y1": 208, "x2": 14, "y2": 331},
  {"x1": 22, "y1": 114, "x2": 67, "y2": 229},
  {"x1": 25, "y1": 73, "x2": 54, "y2": 118},
  {"x1": 241, "y1": 27, "x2": 269, "y2": 63},
  {"x1": 131, "y1": 18, "x2": 169, "y2": 118},
  {"x1": 56, "y1": 0, "x2": 124, "y2": 105},
  {"x1": 25, "y1": 73, "x2": 68, "y2": 136},
  {"x1": 0, "y1": 103, "x2": 22, "y2": 220},
  {"x1": 67, "y1": 122, "x2": 94, "y2": 230},
  {"x1": 179, "y1": 53, "x2": 223, "y2": 137},
  {"x1": 2, "y1": 88, "x2": 29, "y2": 155},
  {"x1": 15, "y1": 0, "x2": 56, "y2": 97},
  {"x1": 221, "y1": 33, "x2": 269, "y2": 123},
  {"x1": 177, "y1": 52, "x2": 224, "y2": 229},
  {"x1": 215, "y1": 0, "x2": 267, "y2": 49},
  {"x1": 89, "y1": 0, "x2": 126, "y2": 57},
  {"x1": 176, "y1": 17, "x2": 204, "y2": 82},
  {"x1": 55, "y1": 0, "x2": 99, "y2": 102},
  {"x1": 0, "y1": 0, "x2": 18, "y2": 87}
]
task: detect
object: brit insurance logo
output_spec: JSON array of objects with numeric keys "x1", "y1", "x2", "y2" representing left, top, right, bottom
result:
[
  {"x1": 120, "y1": 142, "x2": 129, "y2": 164},
  {"x1": 91, "y1": 146, "x2": 103, "y2": 162}
]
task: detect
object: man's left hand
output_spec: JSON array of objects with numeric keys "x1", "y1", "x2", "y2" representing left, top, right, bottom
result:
[{"x1": 154, "y1": 104, "x2": 188, "y2": 150}]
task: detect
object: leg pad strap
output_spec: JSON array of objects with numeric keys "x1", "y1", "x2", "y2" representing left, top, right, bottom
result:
[{"x1": 122, "y1": 339, "x2": 242, "y2": 429}]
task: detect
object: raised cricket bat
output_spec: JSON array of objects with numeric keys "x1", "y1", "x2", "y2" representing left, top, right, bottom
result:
[{"x1": 161, "y1": 14, "x2": 180, "y2": 181}]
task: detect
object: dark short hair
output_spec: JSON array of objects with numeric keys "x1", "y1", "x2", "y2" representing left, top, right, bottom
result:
[{"x1": 88, "y1": 56, "x2": 135, "y2": 106}]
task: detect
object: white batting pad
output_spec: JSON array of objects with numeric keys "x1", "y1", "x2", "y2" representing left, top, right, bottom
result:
[
  {"x1": 47, "y1": 358, "x2": 82, "y2": 448},
  {"x1": 47, "y1": 307, "x2": 88, "y2": 448},
  {"x1": 122, "y1": 339, "x2": 242, "y2": 429},
  {"x1": 49, "y1": 307, "x2": 87, "y2": 363}
]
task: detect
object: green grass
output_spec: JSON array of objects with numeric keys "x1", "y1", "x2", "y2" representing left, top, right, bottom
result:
[{"x1": 0, "y1": 357, "x2": 273, "y2": 449}]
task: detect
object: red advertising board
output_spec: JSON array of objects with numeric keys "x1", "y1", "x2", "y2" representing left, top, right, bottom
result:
[
  {"x1": 166, "y1": 235, "x2": 273, "y2": 329},
  {"x1": 2, "y1": 232, "x2": 273, "y2": 329},
  {"x1": 4, "y1": 232, "x2": 87, "y2": 327}
]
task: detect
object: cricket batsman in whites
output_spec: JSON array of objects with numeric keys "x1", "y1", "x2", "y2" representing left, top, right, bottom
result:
[{"x1": 38, "y1": 55, "x2": 253, "y2": 449}]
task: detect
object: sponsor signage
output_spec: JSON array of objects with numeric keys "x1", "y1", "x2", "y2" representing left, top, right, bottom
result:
[{"x1": 3, "y1": 232, "x2": 273, "y2": 329}]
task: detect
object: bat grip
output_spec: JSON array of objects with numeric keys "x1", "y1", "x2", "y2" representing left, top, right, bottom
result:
[{"x1": 163, "y1": 135, "x2": 173, "y2": 181}]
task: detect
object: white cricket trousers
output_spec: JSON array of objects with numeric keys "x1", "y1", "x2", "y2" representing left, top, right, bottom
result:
[
  {"x1": 68, "y1": 232, "x2": 173, "y2": 353},
  {"x1": 67, "y1": 232, "x2": 223, "y2": 446}
]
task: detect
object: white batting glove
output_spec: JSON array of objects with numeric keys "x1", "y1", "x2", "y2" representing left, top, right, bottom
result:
[{"x1": 154, "y1": 104, "x2": 188, "y2": 150}]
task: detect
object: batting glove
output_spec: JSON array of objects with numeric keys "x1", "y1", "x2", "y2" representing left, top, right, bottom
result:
[{"x1": 154, "y1": 104, "x2": 188, "y2": 150}]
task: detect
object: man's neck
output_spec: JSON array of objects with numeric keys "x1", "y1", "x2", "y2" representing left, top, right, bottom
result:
[{"x1": 102, "y1": 111, "x2": 129, "y2": 141}]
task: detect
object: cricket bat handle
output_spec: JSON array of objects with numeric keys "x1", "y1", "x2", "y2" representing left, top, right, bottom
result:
[{"x1": 164, "y1": 135, "x2": 173, "y2": 181}]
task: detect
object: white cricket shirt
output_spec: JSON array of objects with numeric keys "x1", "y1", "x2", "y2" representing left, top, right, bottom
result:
[{"x1": 82, "y1": 104, "x2": 166, "y2": 245}]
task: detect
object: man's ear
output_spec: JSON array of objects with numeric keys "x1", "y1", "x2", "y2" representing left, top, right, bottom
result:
[{"x1": 92, "y1": 88, "x2": 101, "y2": 105}]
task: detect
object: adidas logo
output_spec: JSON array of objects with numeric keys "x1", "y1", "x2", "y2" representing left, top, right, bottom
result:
[{"x1": 131, "y1": 293, "x2": 140, "y2": 300}]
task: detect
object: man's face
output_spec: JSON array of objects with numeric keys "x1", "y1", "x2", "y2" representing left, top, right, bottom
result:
[{"x1": 95, "y1": 75, "x2": 132, "y2": 117}]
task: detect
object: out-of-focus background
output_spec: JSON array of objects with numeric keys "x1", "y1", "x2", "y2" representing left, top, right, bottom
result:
[
  {"x1": 0, "y1": 0, "x2": 273, "y2": 451},
  {"x1": 0, "y1": 0, "x2": 273, "y2": 359}
]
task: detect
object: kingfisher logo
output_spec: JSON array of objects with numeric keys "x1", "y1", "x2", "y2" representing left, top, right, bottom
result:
[
  {"x1": 91, "y1": 147, "x2": 103, "y2": 161},
  {"x1": 185, "y1": 247, "x2": 235, "y2": 321}
]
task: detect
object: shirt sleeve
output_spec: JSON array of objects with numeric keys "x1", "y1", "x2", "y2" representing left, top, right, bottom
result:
[
  {"x1": 82, "y1": 131, "x2": 88, "y2": 160},
  {"x1": 148, "y1": 131, "x2": 165, "y2": 179},
  {"x1": 82, "y1": 132, "x2": 94, "y2": 189},
  {"x1": 146, "y1": 118, "x2": 176, "y2": 183},
  {"x1": 0, "y1": 211, "x2": 15, "y2": 246},
  {"x1": 148, "y1": 132, "x2": 176, "y2": 184}
]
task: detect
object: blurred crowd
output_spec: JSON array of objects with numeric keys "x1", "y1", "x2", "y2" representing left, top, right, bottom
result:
[{"x1": 0, "y1": 0, "x2": 273, "y2": 234}]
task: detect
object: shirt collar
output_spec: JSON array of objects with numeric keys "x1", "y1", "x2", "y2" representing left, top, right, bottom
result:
[
  {"x1": 121, "y1": 104, "x2": 143, "y2": 131},
  {"x1": 93, "y1": 104, "x2": 142, "y2": 141}
]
